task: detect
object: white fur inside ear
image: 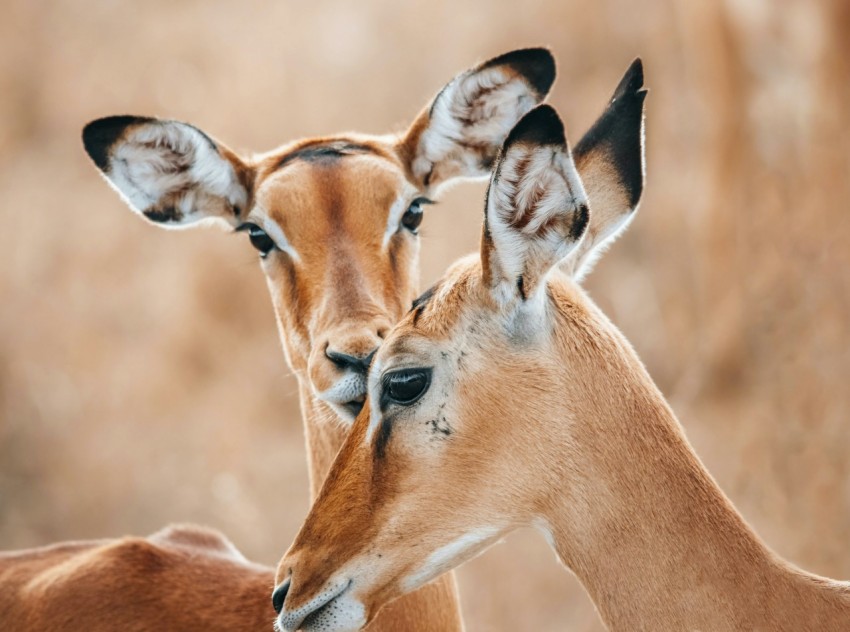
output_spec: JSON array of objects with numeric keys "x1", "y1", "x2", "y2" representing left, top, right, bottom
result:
[
  {"x1": 486, "y1": 142, "x2": 589, "y2": 301},
  {"x1": 568, "y1": 208, "x2": 637, "y2": 282},
  {"x1": 412, "y1": 66, "x2": 539, "y2": 185},
  {"x1": 106, "y1": 122, "x2": 247, "y2": 225}
]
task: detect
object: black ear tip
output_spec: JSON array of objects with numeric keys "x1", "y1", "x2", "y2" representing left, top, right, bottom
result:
[
  {"x1": 628, "y1": 57, "x2": 644, "y2": 80},
  {"x1": 505, "y1": 104, "x2": 565, "y2": 148},
  {"x1": 573, "y1": 60, "x2": 647, "y2": 211},
  {"x1": 481, "y1": 47, "x2": 557, "y2": 97},
  {"x1": 612, "y1": 58, "x2": 646, "y2": 103},
  {"x1": 82, "y1": 115, "x2": 150, "y2": 171}
]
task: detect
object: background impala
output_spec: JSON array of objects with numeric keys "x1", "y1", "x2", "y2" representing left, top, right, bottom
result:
[{"x1": 2, "y1": 1, "x2": 849, "y2": 629}]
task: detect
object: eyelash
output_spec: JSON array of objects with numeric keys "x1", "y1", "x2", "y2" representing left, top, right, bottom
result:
[
  {"x1": 235, "y1": 222, "x2": 277, "y2": 257},
  {"x1": 401, "y1": 197, "x2": 435, "y2": 234}
]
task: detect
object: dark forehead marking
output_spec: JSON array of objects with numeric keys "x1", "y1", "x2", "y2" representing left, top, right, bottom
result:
[
  {"x1": 274, "y1": 141, "x2": 378, "y2": 171},
  {"x1": 410, "y1": 283, "x2": 439, "y2": 326}
]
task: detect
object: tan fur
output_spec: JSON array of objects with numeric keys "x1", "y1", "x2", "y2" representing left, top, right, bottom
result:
[
  {"x1": 0, "y1": 525, "x2": 275, "y2": 631},
  {"x1": 251, "y1": 124, "x2": 463, "y2": 632},
  {"x1": 279, "y1": 97, "x2": 850, "y2": 630},
  {"x1": 1, "y1": 132, "x2": 460, "y2": 632},
  {"x1": 8, "y1": 49, "x2": 559, "y2": 631}
]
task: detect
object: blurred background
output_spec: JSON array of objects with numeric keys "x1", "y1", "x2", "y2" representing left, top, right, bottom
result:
[{"x1": 1, "y1": 0, "x2": 849, "y2": 629}]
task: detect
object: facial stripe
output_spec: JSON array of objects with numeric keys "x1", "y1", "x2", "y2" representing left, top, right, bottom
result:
[
  {"x1": 382, "y1": 196, "x2": 407, "y2": 249},
  {"x1": 365, "y1": 357, "x2": 384, "y2": 443},
  {"x1": 373, "y1": 411, "x2": 395, "y2": 460},
  {"x1": 247, "y1": 206, "x2": 301, "y2": 262}
]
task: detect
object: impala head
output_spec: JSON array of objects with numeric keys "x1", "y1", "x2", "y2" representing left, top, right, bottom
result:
[
  {"x1": 82, "y1": 48, "x2": 556, "y2": 422},
  {"x1": 274, "y1": 61, "x2": 647, "y2": 631}
]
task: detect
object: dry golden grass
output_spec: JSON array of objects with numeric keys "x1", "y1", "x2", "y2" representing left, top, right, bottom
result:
[{"x1": 1, "y1": 1, "x2": 848, "y2": 629}]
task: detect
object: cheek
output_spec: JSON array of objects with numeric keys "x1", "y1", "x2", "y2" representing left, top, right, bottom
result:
[
  {"x1": 386, "y1": 402, "x2": 455, "y2": 461},
  {"x1": 263, "y1": 262, "x2": 312, "y2": 367},
  {"x1": 384, "y1": 238, "x2": 419, "y2": 318}
]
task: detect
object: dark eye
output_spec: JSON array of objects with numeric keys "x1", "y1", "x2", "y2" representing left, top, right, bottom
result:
[
  {"x1": 401, "y1": 198, "x2": 428, "y2": 233},
  {"x1": 238, "y1": 223, "x2": 276, "y2": 257},
  {"x1": 382, "y1": 368, "x2": 432, "y2": 407}
]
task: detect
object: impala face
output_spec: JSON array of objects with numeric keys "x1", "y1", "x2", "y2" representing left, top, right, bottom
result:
[
  {"x1": 275, "y1": 62, "x2": 647, "y2": 631},
  {"x1": 82, "y1": 49, "x2": 556, "y2": 425}
]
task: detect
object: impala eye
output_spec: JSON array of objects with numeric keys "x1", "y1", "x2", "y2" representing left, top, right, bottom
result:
[
  {"x1": 237, "y1": 223, "x2": 276, "y2": 257},
  {"x1": 382, "y1": 368, "x2": 432, "y2": 407},
  {"x1": 401, "y1": 198, "x2": 431, "y2": 233}
]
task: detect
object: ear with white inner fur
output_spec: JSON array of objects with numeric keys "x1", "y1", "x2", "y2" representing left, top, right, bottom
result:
[
  {"x1": 82, "y1": 116, "x2": 254, "y2": 228},
  {"x1": 481, "y1": 105, "x2": 590, "y2": 304},
  {"x1": 562, "y1": 58, "x2": 647, "y2": 280},
  {"x1": 398, "y1": 48, "x2": 556, "y2": 193}
]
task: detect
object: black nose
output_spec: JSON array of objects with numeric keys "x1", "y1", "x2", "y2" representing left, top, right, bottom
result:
[
  {"x1": 326, "y1": 348, "x2": 377, "y2": 374},
  {"x1": 272, "y1": 578, "x2": 290, "y2": 614}
]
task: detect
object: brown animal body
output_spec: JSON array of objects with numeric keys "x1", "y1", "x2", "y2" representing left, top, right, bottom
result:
[
  {"x1": 277, "y1": 62, "x2": 850, "y2": 631},
  {"x1": 0, "y1": 525, "x2": 274, "y2": 631}
]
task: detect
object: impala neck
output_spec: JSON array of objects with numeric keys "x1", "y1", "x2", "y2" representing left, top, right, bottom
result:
[
  {"x1": 296, "y1": 380, "x2": 349, "y2": 498},
  {"x1": 538, "y1": 326, "x2": 848, "y2": 631},
  {"x1": 295, "y1": 378, "x2": 465, "y2": 631}
]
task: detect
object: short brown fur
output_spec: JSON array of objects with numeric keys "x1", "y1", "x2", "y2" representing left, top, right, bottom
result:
[
  {"x1": 12, "y1": 48, "x2": 558, "y2": 631},
  {"x1": 0, "y1": 525, "x2": 275, "y2": 632},
  {"x1": 280, "y1": 72, "x2": 850, "y2": 631}
]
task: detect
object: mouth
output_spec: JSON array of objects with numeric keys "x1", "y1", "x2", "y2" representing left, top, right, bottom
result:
[
  {"x1": 280, "y1": 579, "x2": 353, "y2": 631},
  {"x1": 342, "y1": 395, "x2": 366, "y2": 418},
  {"x1": 303, "y1": 580, "x2": 351, "y2": 629}
]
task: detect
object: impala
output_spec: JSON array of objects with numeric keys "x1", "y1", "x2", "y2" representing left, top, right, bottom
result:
[
  {"x1": 276, "y1": 62, "x2": 850, "y2": 631},
  {"x1": 0, "y1": 49, "x2": 557, "y2": 631},
  {"x1": 0, "y1": 525, "x2": 275, "y2": 631}
]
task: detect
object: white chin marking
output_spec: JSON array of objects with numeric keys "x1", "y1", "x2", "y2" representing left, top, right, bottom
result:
[
  {"x1": 277, "y1": 590, "x2": 366, "y2": 632},
  {"x1": 317, "y1": 373, "x2": 367, "y2": 415},
  {"x1": 300, "y1": 593, "x2": 366, "y2": 632}
]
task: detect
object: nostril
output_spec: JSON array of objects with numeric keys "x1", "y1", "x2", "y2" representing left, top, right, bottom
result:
[
  {"x1": 326, "y1": 348, "x2": 376, "y2": 374},
  {"x1": 272, "y1": 577, "x2": 290, "y2": 614},
  {"x1": 363, "y1": 348, "x2": 377, "y2": 368},
  {"x1": 326, "y1": 349, "x2": 363, "y2": 370}
]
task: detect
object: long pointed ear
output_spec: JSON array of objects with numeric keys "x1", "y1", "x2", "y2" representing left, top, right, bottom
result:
[
  {"x1": 481, "y1": 105, "x2": 590, "y2": 304},
  {"x1": 562, "y1": 59, "x2": 647, "y2": 280},
  {"x1": 82, "y1": 116, "x2": 255, "y2": 228},
  {"x1": 397, "y1": 48, "x2": 556, "y2": 194}
]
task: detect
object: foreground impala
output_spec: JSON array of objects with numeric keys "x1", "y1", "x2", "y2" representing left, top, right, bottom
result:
[
  {"x1": 277, "y1": 64, "x2": 850, "y2": 631},
  {"x1": 0, "y1": 49, "x2": 557, "y2": 631}
]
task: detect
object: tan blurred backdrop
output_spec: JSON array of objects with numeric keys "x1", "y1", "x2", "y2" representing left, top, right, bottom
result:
[{"x1": 1, "y1": 1, "x2": 849, "y2": 630}]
